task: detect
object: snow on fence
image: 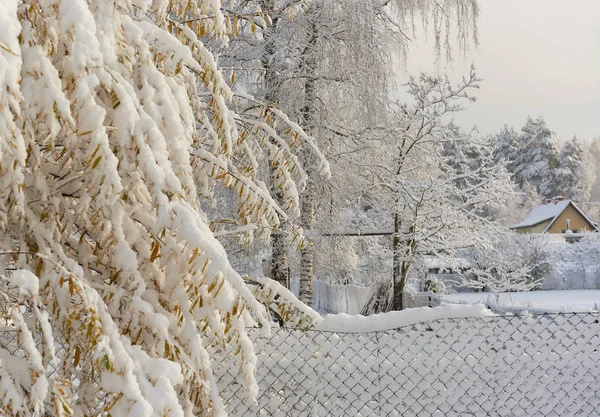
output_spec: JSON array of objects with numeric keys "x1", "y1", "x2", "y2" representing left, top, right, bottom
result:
[
  {"x1": 1, "y1": 310, "x2": 599, "y2": 416},
  {"x1": 213, "y1": 312, "x2": 600, "y2": 417}
]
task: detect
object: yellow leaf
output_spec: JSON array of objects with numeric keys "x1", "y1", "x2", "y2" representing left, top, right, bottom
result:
[
  {"x1": 150, "y1": 241, "x2": 160, "y2": 262},
  {"x1": 201, "y1": 259, "x2": 209, "y2": 274},
  {"x1": 86, "y1": 321, "x2": 94, "y2": 339},
  {"x1": 73, "y1": 346, "x2": 81, "y2": 367},
  {"x1": 104, "y1": 393, "x2": 124, "y2": 412},
  {"x1": 35, "y1": 259, "x2": 44, "y2": 277},
  {"x1": 188, "y1": 247, "x2": 199, "y2": 265},
  {"x1": 0, "y1": 41, "x2": 20, "y2": 57},
  {"x1": 91, "y1": 155, "x2": 103, "y2": 169}
]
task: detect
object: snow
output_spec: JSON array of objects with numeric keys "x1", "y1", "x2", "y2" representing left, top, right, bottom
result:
[
  {"x1": 253, "y1": 277, "x2": 322, "y2": 326},
  {"x1": 6, "y1": 270, "x2": 39, "y2": 296},
  {"x1": 442, "y1": 290, "x2": 600, "y2": 312},
  {"x1": 3, "y1": 0, "x2": 597, "y2": 414},
  {"x1": 424, "y1": 256, "x2": 471, "y2": 270},
  {"x1": 315, "y1": 304, "x2": 493, "y2": 332},
  {"x1": 510, "y1": 199, "x2": 570, "y2": 229}
]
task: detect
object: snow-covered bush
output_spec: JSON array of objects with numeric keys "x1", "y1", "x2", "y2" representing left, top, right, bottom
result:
[
  {"x1": 458, "y1": 233, "x2": 553, "y2": 292},
  {"x1": 424, "y1": 275, "x2": 446, "y2": 294},
  {"x1": 455, "y1": 232, "x2": 600, "y2": 293},
  {"x1": 0, "y1": 1, "x2": 325, "y2": 415},
  {"x1": 550, "y1": 233, "x2": 600, "y2": 273}
]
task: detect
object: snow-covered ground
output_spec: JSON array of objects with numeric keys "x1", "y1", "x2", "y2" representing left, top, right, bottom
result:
[{"x1": 442, "y1": 290, "x2": 600, "y2": 312}]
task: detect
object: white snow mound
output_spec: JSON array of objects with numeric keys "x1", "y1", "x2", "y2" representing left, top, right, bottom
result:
[{"x1": 314, "y1": 304, "x2": 494, "y2": 333}]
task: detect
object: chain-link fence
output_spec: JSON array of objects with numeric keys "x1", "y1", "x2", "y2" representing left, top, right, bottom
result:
[
  {"x1": 212, "y1": 313, "x2": 600, "y2": 417},
  {"x1": 1, "y1": 312, "x2": 599, "y2": 416},
  {"x1": 0, "y1": 325, "x2": 114, "y2": 416}
]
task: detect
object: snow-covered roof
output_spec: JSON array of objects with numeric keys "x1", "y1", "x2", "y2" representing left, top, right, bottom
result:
[
  {"x1": 510, "y1": 200, "x2": 598, "y2": 232},
  {"x1": 510, "y1": 200, "x2": 570, "y2": 229}
]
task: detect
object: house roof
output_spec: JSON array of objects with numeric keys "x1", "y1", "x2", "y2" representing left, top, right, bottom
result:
[{"x1": 510, "y1": 200, "x2": 598, "y2": 232}]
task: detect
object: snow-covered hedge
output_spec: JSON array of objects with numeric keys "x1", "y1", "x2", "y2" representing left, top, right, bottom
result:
[
  {"x1": 543, "y1": 233, "x2": 600, "y2": 290},
  {"x1": 450, "y1": 232, "x2": 600, "y2": 292}
]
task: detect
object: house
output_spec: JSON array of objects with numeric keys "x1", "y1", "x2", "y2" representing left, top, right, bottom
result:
[{"x1": 510, "y1": 197, "x2": 598, "y2": 235}]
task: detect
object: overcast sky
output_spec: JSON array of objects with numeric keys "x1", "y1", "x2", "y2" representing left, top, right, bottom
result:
[{"x1": 399, "y1": 0, "x2": 600, "y2": 143}]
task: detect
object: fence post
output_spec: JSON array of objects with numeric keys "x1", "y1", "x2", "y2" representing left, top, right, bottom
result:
[{"x1": 376, "y1": 329, "x2": 382, "y2": 417}]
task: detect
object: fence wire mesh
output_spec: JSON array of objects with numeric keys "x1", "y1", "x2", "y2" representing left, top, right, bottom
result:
[
  {"x1": 1, "y1": 312, "x2": 599, "y2": 416},
  {"x1": 212, "y1": 313, "x2": 600, "y2": 417}
]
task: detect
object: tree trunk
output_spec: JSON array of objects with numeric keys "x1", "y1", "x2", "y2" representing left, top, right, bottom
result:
[
  {"x1": 299, "y1": 179, "x2": 315, "y2": 303},
  {"x1": 392, "y1": 211, "x2": 403, "y2": 310},
  {"x1": 271, "y1": 232, "x2": 289, "y2": 288},
  {"x1": 392, "y1": 212, "x2": 415, "y2": 310},
  {"x1": 260, "y1": 0, "x2": 289, "y2": 288},
  {"x1": 298, "y1": 10, "x2": 318, "y2": 306}
]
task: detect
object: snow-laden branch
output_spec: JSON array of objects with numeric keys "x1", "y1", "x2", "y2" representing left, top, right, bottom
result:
[{"x1": 0, "y1": 1, "x2": 326, "y2": 415}]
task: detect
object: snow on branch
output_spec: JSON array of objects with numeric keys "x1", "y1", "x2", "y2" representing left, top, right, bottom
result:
[{"x1": 0, "y1": 1, "x2": 326, "y2": 415}]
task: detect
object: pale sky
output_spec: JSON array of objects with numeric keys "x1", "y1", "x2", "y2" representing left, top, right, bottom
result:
[{"x1": 399, "y1": 0, "x2": 600, "y2": 143}]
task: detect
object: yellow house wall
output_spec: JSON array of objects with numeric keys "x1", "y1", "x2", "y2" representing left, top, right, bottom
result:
[{"x1": 546, "y1": 204, "x2": 594, "y2": 233}]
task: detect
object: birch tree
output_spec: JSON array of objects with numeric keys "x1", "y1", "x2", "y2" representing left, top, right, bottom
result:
[
  {"x1": 0, "y1": 1, "x2": 326, "y2": 415},
  {"x1": 212, "y1": 0, "x2": 480, "y2": 306},
  {"x1": 275, "y1": 0, "x2": 481, "y2": 304}
]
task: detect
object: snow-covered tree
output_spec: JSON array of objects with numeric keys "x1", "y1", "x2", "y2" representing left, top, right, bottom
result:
[
  {"x1": 443, "y1": 123, "x2": 497, "y2": 192},
  {"x1": 492, "y1": 182, "x2": 542, "y2": 226},
  {"x1": 356, "y1": 69, "x2": 514, "y2": 311},
  {"x1": 491, "y1": 124, "x2": 520, "y2": 173},
  {"x1": 458, "y1": 233, "x2": 552, "y2": 293},
  {"x1": 587, "y1": 137, "x2": 600, "y2": 200},
  {"x1": 580, "y1": 137, "x2": 600, "y2": 221},
  {"x1": 214, "y1": 0, "x2": 481, "y2": 305},
  {"x1": 556, "y1": 135, "x2": 585, "y2": 202},
  {"x1": 513, "y1": 116, "x2": 560, "y2": 198},
  {"x1": 0, "y1": 1, "x2": 327, "y2": 415},
  {"x1": 549, "y1": 233, "x2": 600, "y2": 278}
]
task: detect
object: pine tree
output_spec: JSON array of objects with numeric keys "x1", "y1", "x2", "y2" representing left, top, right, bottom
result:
[
  {"x1": 556, "y1": 135, "x2": 584, "y2": 201},
  {"x1": 513, "y1": 117, "x2": 560, "y2": 198},
  {"x1": 491, "y1": 124, "x2": 520, "y2": 173}
]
